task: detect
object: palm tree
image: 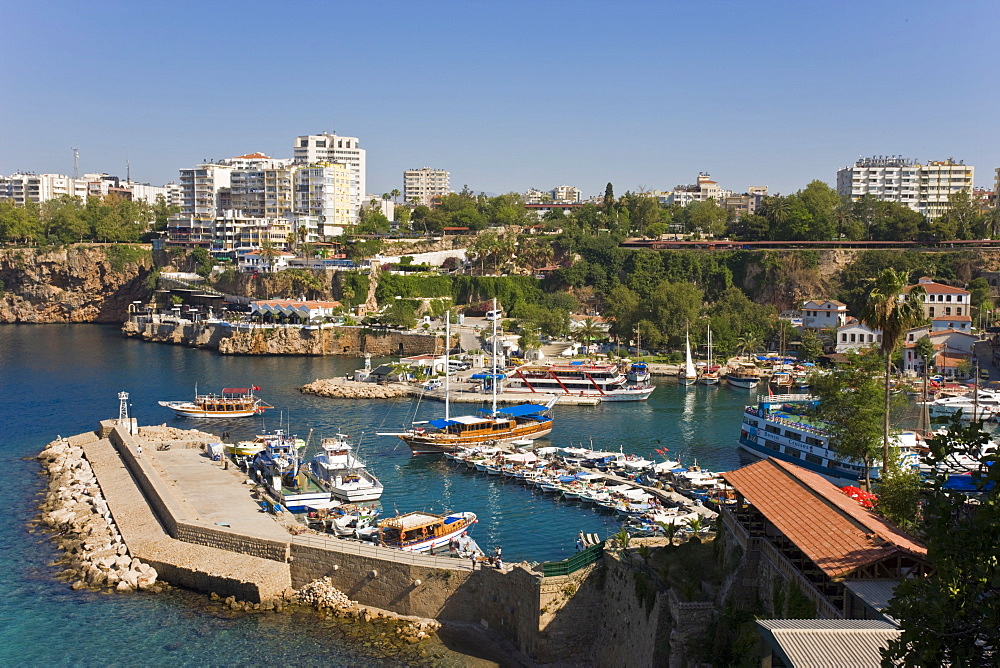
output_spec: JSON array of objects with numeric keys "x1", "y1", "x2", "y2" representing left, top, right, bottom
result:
[
  {"x1": 258, "y1": 239, "x2": 281, "y2": 273},
  {"x1": 859, "y1": 268, "x2": 926, "y2": 473},
  {"x1": 574, "y1": 318, "x2": 602, "y2": 351},
  {"x1": 391, "y1": 188, "x2": 401, "y2": 204},
  {"x1": 685, "y1": 515, "x2": 705, "y2": 542},
  {"x1": 656, "y1": 521, "x2": 679, "y2": 547},
  {"x1": 735, "y1": 334, "x2": 761, "y2": 361}
]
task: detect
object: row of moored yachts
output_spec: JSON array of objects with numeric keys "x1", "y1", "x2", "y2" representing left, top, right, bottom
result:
[{"x1": 444, "y1": 444, "x2": 726, "y2": 536}]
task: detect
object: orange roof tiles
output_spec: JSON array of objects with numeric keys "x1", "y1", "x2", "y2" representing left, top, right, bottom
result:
[
  {"x1": 906, "y1": 281, "x2": 970, "y2": 295},
  {"x1": 722, "y1": 459, "x2": 926, "y2": 579}
]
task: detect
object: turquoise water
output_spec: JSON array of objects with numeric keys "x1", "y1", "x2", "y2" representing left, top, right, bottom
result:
[{"x1": 0, "y1": 324, "x2": 752, "y2": 664}]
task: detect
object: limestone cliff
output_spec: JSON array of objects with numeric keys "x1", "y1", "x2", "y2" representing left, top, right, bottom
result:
[{"x1": 0, "y1": 246, "x2": 154, "y2": 323}]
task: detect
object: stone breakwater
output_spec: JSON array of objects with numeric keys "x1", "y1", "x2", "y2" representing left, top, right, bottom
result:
[
  {"x1": 297, "y1": 577, "x2": 441, "y2": 643},
  {"x1": 37, "y1": 436, "x2": 160, "y2": 593},
  {"x1": 300, "y1": 377, "x2": 411, "y2": 399}
]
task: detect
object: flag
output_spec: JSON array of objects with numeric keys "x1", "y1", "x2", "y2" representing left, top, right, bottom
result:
[
  {"x1": 767, "y1": 383, "x2": 774, "y2": 397},
  {"x1": 252, "y1": 385, "x2": 261, "y2": 391}
]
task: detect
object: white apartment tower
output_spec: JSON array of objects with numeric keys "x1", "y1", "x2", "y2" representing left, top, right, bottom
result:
[
  {"x1": 837, "y1": 156, "x2": 975, "y2": 219},
  {"x1": 551, "y1": 185, "x2": 582, "y2": 203},
  {"x1": 403, "y1": 167, "x2": 450, "y2": 206},
  {"x1": 293, "y1": 133, "x2": 365, "y2": 220}
]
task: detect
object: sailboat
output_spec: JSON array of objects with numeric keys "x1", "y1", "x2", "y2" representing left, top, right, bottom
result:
[
  {"x1": 699, "y1": 325, "x2": 719, "y2": 385},
  {"x1": 678, "y1": 328, "x2": 698, "y2": 386},
  {"x1": 379, "y1": 304, "x2": 557, "y2": 455}
]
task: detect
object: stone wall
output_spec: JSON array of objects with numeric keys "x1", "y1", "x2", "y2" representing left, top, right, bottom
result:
[
  {"x1": 84, "y1": 430, "x2": 291, "y2": 602},
  {"x1": 123, "y1": 317, "x2": 440, "y2": 357}
]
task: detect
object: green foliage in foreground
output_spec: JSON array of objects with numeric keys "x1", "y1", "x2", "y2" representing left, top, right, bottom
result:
[{"x1": 884, "y1": 420, "x2": 1000, "y2": 666}]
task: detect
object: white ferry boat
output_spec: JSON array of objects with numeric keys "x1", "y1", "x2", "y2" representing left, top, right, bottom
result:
[
  {"x1": 308, "y1": 433, "x2": 384, "y2": 502},
  {"x1": 504, "y1": 361, "x2": 655, "y2": 402},
  {"x1": 738, "y1": 393, "x2": 920, "y2": 483}
]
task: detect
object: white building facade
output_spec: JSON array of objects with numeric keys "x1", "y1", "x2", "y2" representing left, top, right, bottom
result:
[
  {"x1": 906, "y1": 277, "x2": 971, "y2": 319},
  {"x1": 837, "y1": 156, "x2": 975, "y2": 219},
  {"x1": 403, "y1": 168, "x2": 450, "y2": 206},
  {"x1": 835, "y1": 319, "x2": 882, "y2": 354},
  {"x1": 801, "y1": 299, "x2": 849, "y2": 330},
  {"x1": 293, "y1": 133, "x2": 365, "y2": 219}
]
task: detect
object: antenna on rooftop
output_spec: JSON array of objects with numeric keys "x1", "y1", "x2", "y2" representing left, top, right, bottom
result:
[
  {"x1": 72, "y1": 148, "x2": 80, "y2": 178},
  {"x1": 126, "y1": 159, "x2": 131, "y2": 183}
]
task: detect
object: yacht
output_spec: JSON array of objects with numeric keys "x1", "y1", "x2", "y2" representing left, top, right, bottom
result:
[{"x1": 308, "y1": 434, "x2": 384, "y2": 502}]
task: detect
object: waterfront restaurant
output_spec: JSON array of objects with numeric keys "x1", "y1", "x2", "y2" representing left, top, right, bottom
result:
[
  {"x1": 720, "y1": 458, "x2": 930, "y2": 619},
  {"x1": 250, "y1": 299, "x2": 342, "y2": 324}
]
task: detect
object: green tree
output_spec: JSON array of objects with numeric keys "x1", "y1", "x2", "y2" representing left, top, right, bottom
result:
[
  {"x1": 884, "y1": 420, "x2": 1000, "y2": 665},
  {"x1": 859, "y1": 268, "x2": 926, "y2": 473},
  {"x1": 873, "y1": 451, "x2": 921, "y2": 532},
  {"x1": 40, "y1": 195, "x2": 87, "y2": 243},
  {"x1": 573, "y1": 317, "x2": 603, "y2": 347},
  {"x1": 812, "y1": 352, "x2": 886, "y2": 488},
  {"x1": 797, "y1": 329, "x2": 823, "y2": 362}
]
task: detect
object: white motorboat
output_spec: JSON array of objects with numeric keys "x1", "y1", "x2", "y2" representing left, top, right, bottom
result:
[{"x1": 309, "y1": 433, "x2": 384, "y2": 503}]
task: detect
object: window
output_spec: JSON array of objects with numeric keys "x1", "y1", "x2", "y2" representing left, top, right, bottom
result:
[
  {"x1": 946, "y1": 307, "x2": 952, "y2": 316},
  {"x1": 930, "y1": 307, "x2": 935, "y2": 317},
  {"x1": 867, "y1": 334, "x2": 873, "y2": 342},
  {"x1": 841, "y1": 333, "x2": 847, "y2": 342},
  {"x1": 946, "y1": 295, "x2": 952, "y2": 302},
  {"x1": 957, "y1": 307, "x2": 962, "y2": 315},
  {"x1": 805, "y1": 454, "x2": 823, "y2": 466},
  {"x1": 850, "y1": 333, "x2": 856, "y2": 342}
]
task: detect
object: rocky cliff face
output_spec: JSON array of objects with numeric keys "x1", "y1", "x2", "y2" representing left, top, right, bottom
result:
[
  {"x1": 123, "y1": 318, "x2": 441, "y2": 356},
  {"x1": 0, "y1": 246, "x2": 153, "y2": 323}
]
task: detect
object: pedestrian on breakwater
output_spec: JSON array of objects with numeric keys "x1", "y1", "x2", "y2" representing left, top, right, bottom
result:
[
  {"x1": 136, "y1": 444, "x2": 142, "y2": 458},
  {"x1": 470, "y1": 555, "x2": 477, "y2": 570}
]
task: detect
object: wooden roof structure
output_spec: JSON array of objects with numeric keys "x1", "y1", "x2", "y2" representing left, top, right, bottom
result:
[{"x1": 722, "y1": 458, "x2": 927, "y2": 580}]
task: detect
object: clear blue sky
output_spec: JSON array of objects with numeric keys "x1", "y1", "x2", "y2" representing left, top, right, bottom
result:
[{"x1": 2, "y1": 1, "x2": 997, "y2": 197}]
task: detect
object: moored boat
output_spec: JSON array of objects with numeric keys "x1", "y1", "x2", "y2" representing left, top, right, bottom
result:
[
  {"x1": 505, "y1": 360, "x2": 655, "y2": 401},
  {"x1": 159, "y1": 386, "x2": 271, "y2": 418},
  {"x1": 725, "y1": 363, "x2": 761, "y2": 389},
  {"x1": 377, "y1": 511, "x2": 478, "y2": 552},
  {"x1": 308, "y1": 433, "x2": 384, "y2": 503}
]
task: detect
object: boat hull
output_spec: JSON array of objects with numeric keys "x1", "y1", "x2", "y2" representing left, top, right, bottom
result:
[
  {"x1": 403, "y1": 422, "x2": 553, "y2": 455},
  {"x1": 737, "y1": 437, "x2": 863, "y2": 485},
  {"x1": 725, "y1": 376, "x2": 759, "y2": 389},
  {"x1": 158, "y1": 401, "x2": 260, "y2": 418}
]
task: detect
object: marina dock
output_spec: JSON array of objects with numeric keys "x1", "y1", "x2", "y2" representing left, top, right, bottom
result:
[{"x1": 40, "y1": 416, "x2": 688, "y2": 665}]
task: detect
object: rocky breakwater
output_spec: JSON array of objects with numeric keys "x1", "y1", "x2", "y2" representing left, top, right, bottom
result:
[
  {"x1": 37, "y1": 436, "x2": 160, "y2": 593},
  {"x1": 301, "y1": 377, "x2": 411, "y2": 399},
  {"x1": 298, "y1": 577, "x2": 441, "y2": 644}
]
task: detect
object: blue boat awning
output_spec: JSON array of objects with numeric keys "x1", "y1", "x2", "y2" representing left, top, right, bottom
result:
[
  {"x1": 471, "y1": 373, "x2": 506, "y2": 380},
  {"x1": 482, "y1": 403, "x2": 550, "y2": 418},
  {"x1": 429, "y1": 418, "x2": 459, "y2": 428}
]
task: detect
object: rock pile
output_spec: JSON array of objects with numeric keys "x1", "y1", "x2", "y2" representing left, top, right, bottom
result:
[
  {"x1": 300, "y1": 378, "x2": 410, "y2": 399},
  {"x1": 298, "y1": 577, "x2": 357, "y2": 610},
  {"x1": 37, "y1": 437, "x2": 160, "y2": 592},
  {"x1": 297, "y1": 577, "x2": 440, "y2": 642}
]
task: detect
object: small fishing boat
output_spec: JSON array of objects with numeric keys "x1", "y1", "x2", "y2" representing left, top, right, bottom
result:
[
  {"x1": 627, "y1": 361, "x2": 651, "y2": 384},
  {"x1": 724, "y1": 363, "x2": 761, "y2": 389},
  {"x1": 377, "y1": 511, "x2": 478, "y2": 552},
  {"x1": 159, "y1": 385, "x2": 271, "y2": 418}
]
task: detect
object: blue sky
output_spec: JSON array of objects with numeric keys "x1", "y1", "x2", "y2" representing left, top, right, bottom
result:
[{"x1": 2, "y1": 1, "x2": 997, "y2": 197}]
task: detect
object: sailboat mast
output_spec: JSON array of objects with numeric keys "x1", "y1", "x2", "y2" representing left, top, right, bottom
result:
[
  {"x1": 492, "y1": 298, "x2": 498, "y2": 414},
  {"x1": 445, "y1": 309, "x2": 451, "y2": 421}
]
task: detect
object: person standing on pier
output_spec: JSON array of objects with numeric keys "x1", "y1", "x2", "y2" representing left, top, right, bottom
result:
[{"x1": 136, "y1": 444, "x2": 142, "y2": 458}]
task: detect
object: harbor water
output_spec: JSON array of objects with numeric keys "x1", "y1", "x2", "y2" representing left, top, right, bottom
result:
[{"x1": 1, "y1": 324, "x2": 753, "y2": 665}]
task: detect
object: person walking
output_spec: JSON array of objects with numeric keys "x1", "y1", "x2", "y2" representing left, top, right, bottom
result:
[
  {"x1": 136, "y1": 444, "x2": 142, "y2": 458},
  {"x1": 470, "y1": 555, "x2": 477, "y2": 571}
]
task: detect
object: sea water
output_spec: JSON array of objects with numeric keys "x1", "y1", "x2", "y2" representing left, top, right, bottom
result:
[{"x1": 0, "y1": 324, "x2": 750, "y2": 665}]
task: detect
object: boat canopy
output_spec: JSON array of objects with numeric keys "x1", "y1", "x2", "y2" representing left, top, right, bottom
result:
[
  {"x1": 428, "y1": 415, "x2": 492, "y2": 429},
  {"x1": 502, "y1": 452, "x2": 538, "y2": 463},
  {"x1": 480, "y1": 403, "x2": 550, "y2": 418},
  {"x1": 222, "y1": 387, "x2": 254, "y2": 394},
  {"x1": 470, "y1": 373, "x2": 506, "y2": 380},
  {"x1": 305, "y1": 500, "x2": 342, "y2": 510}
]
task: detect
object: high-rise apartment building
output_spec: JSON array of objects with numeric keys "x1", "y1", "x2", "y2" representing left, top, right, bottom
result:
[
  {"x1": 403, "y1": 167, "x2": 450, "y2": 206},
  {"x1": 293, "y1": 133, "x2": 365, "y2": 219},
  {"x1": 837, "y1": 156, "x2": 975, "y2": 219},
  {"x1": 550, "y1": 185, "x2": 581, "y2": 203},
  {"x1": 178, "y1": 163, "x2": 234, "y2": 221}
]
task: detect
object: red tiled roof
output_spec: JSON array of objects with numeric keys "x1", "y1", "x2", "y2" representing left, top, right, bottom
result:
[
  {"x1": 931, "y1": 315, "x2": 972, "y2": 322},
  {"x1": 252, "y1": 299, "x2": 341, "y2": 308},
  {"x1": 928, "y1": 329, "x2": 976, "y2": 338},
  {"x1": 722, "y1": 459, "x2": 926, "y2": 579},
  {"x1": 936, "y1": 352, "x2": 970, "y2": 366},
  {"x1": 906, "y1": 281, "x2": 970, "y2": 295},
  {"x1": 232, "y1": 152, "x2": 271, "y2": 160}
]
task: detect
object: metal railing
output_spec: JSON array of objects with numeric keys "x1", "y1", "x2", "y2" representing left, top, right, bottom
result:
[
  {"x1": 541, "y1": 541, "x2": 604, "y2": 577},
  {"x1": 291, "y1": 532, "x2": 472, "y2": 570}
]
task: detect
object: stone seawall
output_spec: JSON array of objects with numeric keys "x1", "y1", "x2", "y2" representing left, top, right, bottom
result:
[
  {"x1": 42, "y1": 421, "x2": 725, "y2": 665},
  {"x1": 123, "y1": 317, "x2": 440, "y2": 357}
]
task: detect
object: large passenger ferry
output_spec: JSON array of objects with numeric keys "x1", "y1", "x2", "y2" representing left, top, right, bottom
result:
[
  {"x1": 738, "y1": 393, "x2": 920, "y2": 483},
  {"x1": 504, "y1": 361, "x2": 655, "y2": 401}
]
